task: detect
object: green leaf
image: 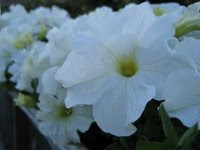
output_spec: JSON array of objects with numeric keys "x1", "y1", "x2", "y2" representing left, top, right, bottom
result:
[
  {"x1": 138, "y1": 135, "x2": 149, "y2": 142},
  {"x1": 104, "y1": 143, "x2": 125, "y2": 150},
  {"x1": 158, "y1": 104, "x2": 179, "y2": 145},
  {"x1": 136, "y1": 141, "x2": 169, "y2": 150},
  {"x1": 143, "y1": 119, "x2": 163, "y2": 139},
  {"x1": 119, "y1": 138, "x2": 130, "y2": 150},
  {"x1": 177, "y1": 124, "x2": 198, "y2": 150}
]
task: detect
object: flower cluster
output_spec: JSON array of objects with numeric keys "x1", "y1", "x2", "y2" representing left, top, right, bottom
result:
[{"x1": 0, "y1": 2, "x2": 200, "y2": 149}]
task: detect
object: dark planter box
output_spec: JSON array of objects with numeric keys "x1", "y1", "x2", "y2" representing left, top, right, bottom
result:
[{"x1": 0, "y1": 90, "x2": 58, "y2": 150}]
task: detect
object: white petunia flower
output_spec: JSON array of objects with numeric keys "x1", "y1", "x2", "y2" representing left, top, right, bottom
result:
[
  {"x1": 37, "y1": 92, "x2": 93, "y2": 146},
  {"x1": 0, "y1": 5, "x2": 37, "y2": 27},
  {"x1": 0, "y1": 24, "x2": 34, "y2": 50},
  {"x1": 163, "y1": 37, "x2": 200, "y2": 128},
  {"x1": 9, "y1": 42, "x2": 49, "y2": 92},
  {"x1": 55, "y1": 2, "x2": 192, "y2": 136},
  {"x1": 31, "y1": 6, "x2": 69, "y2": 28},
  {"x1": 30, "y1": 6, "x2": 70, "y2": 41},
  {"x1": 0, "y1": 6, "x2": 70, "y2": 81},
  {"x1": 37, "y1": 67, "x2": 93, "y2": 146}
]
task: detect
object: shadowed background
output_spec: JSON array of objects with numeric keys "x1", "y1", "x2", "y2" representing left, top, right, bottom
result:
[{"x1": 1, "y1": 0, "x2": 199, "y2": 17}]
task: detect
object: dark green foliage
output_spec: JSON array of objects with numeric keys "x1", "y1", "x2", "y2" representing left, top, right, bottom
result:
[
  {"x1": 102, "y1": 102, "x2": 199, "y2": 150},
  {"x1": 158, "y1": 104, "x2": 179, "y2": 145}
]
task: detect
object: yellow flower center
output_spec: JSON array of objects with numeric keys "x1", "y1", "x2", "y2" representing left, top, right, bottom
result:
[
  {"x1": 58, "y1": 105, "x2": 73, "y2": 118},
  {"x1": 153, "y1": 7, "x2": 164, "y2": 16},
  {"x1": 15, "y1": 33, "x2": 33, "y2": 49},
  {"x1": 118, "y1": 57, "x2": 139, "y2": 77}
]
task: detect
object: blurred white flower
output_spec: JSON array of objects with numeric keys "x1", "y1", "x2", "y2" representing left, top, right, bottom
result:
[
  {"x1": 0, "y1": 5, "x2": 37, "y2": 27},
  {"x1": 0, "y1": 24, "x2": 34, "y2": 49},
  {"x1": 9, "y1": 42, "x2": 49, "y2": 92},
  {"x1": 30, "y1": 6, "x2": 70, "y2": 41},
  {"x1": 55, "y1": 2, "x2": 191, "y2": 136},
  {"x1": 31, "y1": 6, "x2": 69, "y2": 28},
  {"x1": 0, "y1": 5, "x2": 71, "y2": 82}
]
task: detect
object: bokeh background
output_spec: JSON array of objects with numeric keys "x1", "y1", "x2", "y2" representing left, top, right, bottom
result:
[{"x1": 1, "y1": 0, "x2": 199, "y2": 17}]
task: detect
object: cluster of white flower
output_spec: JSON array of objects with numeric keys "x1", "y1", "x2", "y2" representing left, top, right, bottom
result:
[{"x1": 1, "y1": 1, "x2": 200, "y2": 149}]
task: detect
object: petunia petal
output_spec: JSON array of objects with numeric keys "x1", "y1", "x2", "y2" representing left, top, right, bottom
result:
[
  {"x1": 169, "y1": 105, "x2": 200, "y2": 128},
  {"x1": 41, "y1": 66, "x2": 60, "y2": 95},
  {"x1": 93, "y1": 79, "x2": 155, "y2": 136},
  {"x1": 126, "y1": 81, "x2": 156, "y2": 126},
  {"x1": 137, "y1": 44, "x2": 192, "y2": 100},
  {"x1": 121, "y1": 2, "x2": 155, "y2": 38},
  {"x1": 175, "y1": 37, "x2": 200, "y2": 68},
  {"x1": 163, "y1": 69, "x2": 200, "y2": 128},
  {"x1": 93, "y1": 78, "x2": 136, "y2": 136},
  {"x1": 65, "y1": 73, "x2": 121, "y2": 107},
  {"x1": 163, "y1": 69, "x2": 200, "y2": 112},
  {"x1": 55, "y1": 32, "x2": 116, "y2": 87},
  {"x1": 140, "y1": 15, "x2": 175, "y2": 49}
]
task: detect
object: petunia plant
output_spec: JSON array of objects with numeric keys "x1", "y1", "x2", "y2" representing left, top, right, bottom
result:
[{"x1": 0, "y1": 1, "x2": 200, "y2": 150}]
